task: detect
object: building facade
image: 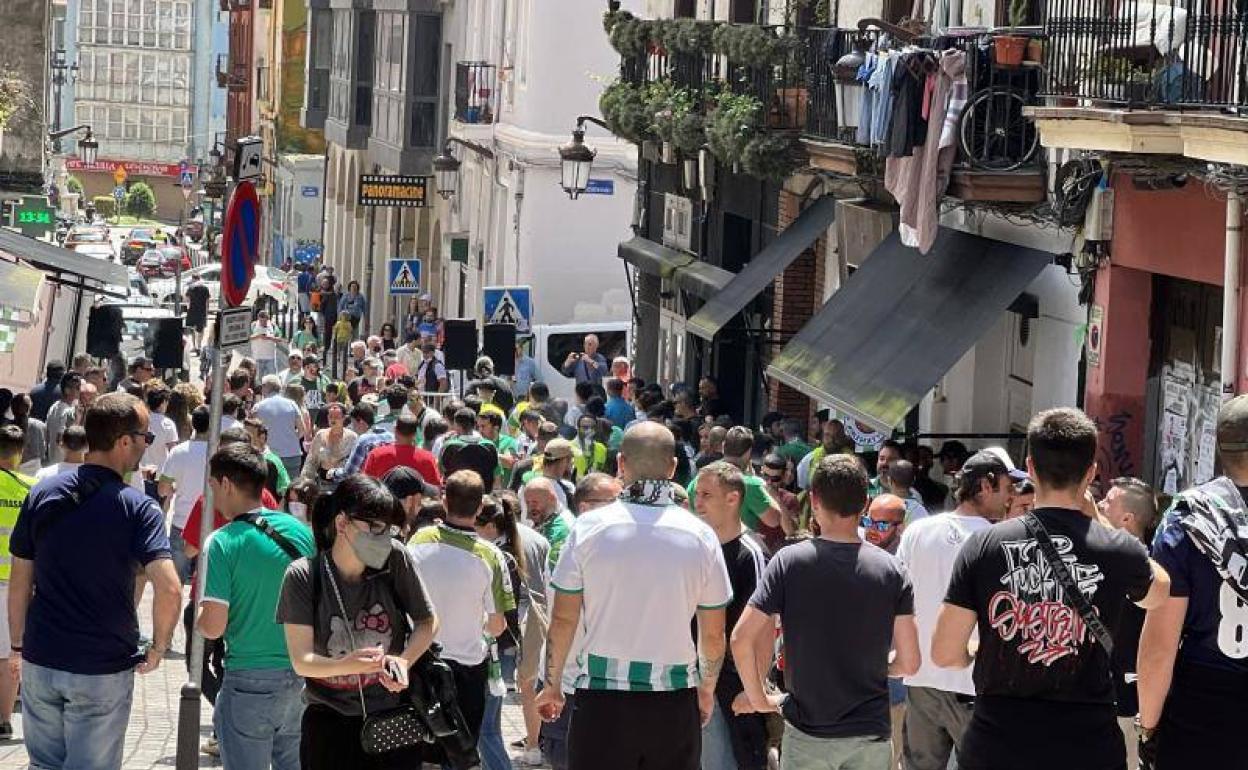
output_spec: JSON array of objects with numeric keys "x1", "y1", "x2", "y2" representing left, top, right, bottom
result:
[{"x1": 0, "y1": 0, "x2": 51, "y2": 196}]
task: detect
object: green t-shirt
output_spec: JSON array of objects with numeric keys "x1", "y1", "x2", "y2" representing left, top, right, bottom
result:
[
  {"x1": 687, "y1": 473, "x2": 777, "y2": 531},
  {"x1": 264, "y1": 449, "x2": 291, "y2": 496},
  {"x1": 495, "y1": 434, "x2": 518, "y2": 483},
  {"x1": 777, "y1": 440, "x2": 813, "y2": 465},
  {"x1": 204, "y1": 510, "x2": 315, "y2": 671},
  {"x1": 538, "y1": 510, "x2": 575, "y2": 570}
]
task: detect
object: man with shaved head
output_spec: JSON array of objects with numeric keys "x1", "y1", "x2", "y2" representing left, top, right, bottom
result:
[
  {"x1": 523, "y1": 476, "x2": 574, "y2": 570},
  {"x1": 863, "y1": 494, "x2": 907, "y2": 554},
  {"x1": 537, "y1": 422, "x2": 732, "y2": 770}
]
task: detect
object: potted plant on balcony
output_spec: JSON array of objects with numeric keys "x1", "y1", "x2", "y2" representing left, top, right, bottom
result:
[
  {"x1": 606, "y1": 13, "x2": 651, "y2": 58},
  {"x1": 648, "y1": 80, "x2": 686, "y2": 163},
  {"x1": 663, "y1": 18, "x2": 716, "y2": 57},
  {"x1": 992, "y1": 0, "x2": 1030, "y2": 67},
  {"x1": 741, "y1": 134, "x2": 798, "y2": 182},
  {"x1": 706, "y1": 90, "x2": 763, "y2": 173}
]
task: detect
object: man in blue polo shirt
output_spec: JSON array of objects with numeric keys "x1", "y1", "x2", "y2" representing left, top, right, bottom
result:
[{"x1": 8, "y1": 392, "x2": 182, "y2": 770}]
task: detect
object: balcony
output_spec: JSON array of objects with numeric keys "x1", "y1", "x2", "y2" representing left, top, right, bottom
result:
[
  {"x1": 803, "y1": 23, "x2": 1046, "y2": 202},
  {"x1": 1029, "y1": 0, "x2": 1248, "y2": 165},
  {"x1": 216, "y1": 53, "x2": 248, "y2": 92},
  {"x1": 455, "y1": 61, "x2": 497, "y2": 124}
]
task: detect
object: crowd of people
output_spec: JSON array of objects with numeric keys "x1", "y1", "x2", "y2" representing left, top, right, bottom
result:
[{"x1": 0, "y1": 318, "x2": 1245, "y2": 770}]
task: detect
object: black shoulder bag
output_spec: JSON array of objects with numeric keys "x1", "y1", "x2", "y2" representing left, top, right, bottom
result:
[
  {"x1": 236, "y1": 513, "x2": 304, "y2": 561},
  {"x1": 1021, "y1": 513, "x2": 1115, "y2": 656}
]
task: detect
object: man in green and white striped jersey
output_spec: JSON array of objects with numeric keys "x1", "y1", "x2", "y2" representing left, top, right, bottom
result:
[{"x1": 537, "y1": 422, "x2": 732, "y2": 770}]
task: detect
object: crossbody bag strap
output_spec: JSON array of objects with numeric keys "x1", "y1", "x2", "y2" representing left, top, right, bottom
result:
[
  {"x1": 322, "y1": 557, "x2": 370, "y2": 719},
  {"x1": 236, "y1": 513, "x2": 303, "y2": 562},
  {"x1": 1022, "y1": 514, "x2": 1115, "y2": 656},
  {"x1": 34, "y1": 472, "x2": 107, "y2": 546}
]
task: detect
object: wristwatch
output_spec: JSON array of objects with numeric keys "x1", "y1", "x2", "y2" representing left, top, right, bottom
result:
[{"x1": 1134, "y1": 715, "x2": 1157, "y2": 742}]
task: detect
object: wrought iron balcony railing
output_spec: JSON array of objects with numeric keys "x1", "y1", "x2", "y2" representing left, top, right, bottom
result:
[
  {"x1": 1042, "y1": 0, "x2": 1248, "y2": 108},
  {"x1": 455, "y1": 61, "x2": 497, "y2": 124}
]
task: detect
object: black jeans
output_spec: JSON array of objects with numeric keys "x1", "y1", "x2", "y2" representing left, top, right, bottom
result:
[
  {"x1": 716, "y1": 668, "x2": 768, "y2": 770},
  {"x1": 568, "y1": 688, "x2": 700, "y2": 770},
  {"x1": 1157, "y1": 660, "x2": 1248, "y2": 769},
  {"x1": 299, "y1": 703, "x2": 426, "y2": 770}
]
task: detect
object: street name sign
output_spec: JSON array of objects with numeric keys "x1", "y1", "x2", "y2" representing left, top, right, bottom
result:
[
  {"x1": 358, "y1": 175, "x2": 429, "y2": 207},
  {"x1": 221, "y1": 181, "x2": 260, "y2": 308},
  {"x1": 483, "y1": 285, "x2": 532, "y2": 333},
  {"x1": 388, "y1": 259, "x2": 423, "y2": 295},
  {"x1": 216, "y1": 306, "x2": 253, "y2": 350}
]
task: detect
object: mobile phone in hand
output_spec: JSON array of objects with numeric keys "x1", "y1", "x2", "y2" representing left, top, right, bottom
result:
[{"x1": 385, "y1": 657, "x2": 409, "y2": 687}]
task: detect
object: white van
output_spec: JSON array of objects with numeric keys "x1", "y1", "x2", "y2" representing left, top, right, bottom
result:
[{"x1": 529, "y1": 322, "x2": 631, "y2": 403}]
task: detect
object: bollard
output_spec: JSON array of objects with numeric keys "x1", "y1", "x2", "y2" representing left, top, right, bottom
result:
[{"x1": 174, "y1": 682, "x2": 203, "y2": 770}]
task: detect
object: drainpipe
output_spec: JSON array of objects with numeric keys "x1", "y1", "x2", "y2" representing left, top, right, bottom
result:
[{"x1": 1222, "y1": 190, "x2": 1242, "y2": 398}]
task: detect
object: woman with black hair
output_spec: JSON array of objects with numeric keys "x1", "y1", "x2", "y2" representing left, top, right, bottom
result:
[
  {"x1": 277, "y1": 474, "x2": 438, "y2": 769},
  {"x1": 473, "y1": 495, "x2": 523, "y2": 770}
]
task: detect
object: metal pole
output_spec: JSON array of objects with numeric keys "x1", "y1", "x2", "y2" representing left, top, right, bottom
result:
[
  {"x1": 174, "y1": 341, "x2": 225, "y2": 770},
  {"x1": 1222, "y1": 190, "x2": 1243, "y2": 399},
  {"x1": 363, "y1": 205, "x2": 377, "y2": 336},
  {"x1": 176, "y1": 196, "x2": 187, "y2": 318}
]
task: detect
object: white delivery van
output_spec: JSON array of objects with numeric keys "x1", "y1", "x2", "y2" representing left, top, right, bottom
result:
[{"x1": 528, "y1": 322, "x2": 630, "y2": 403}]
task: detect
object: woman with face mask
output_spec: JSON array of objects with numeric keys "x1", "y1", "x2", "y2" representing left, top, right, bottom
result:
[
  {"x1": 277, "y1": 475, "x2": 438, "y2": 769},
  {"x1": 285, "y1": 477, "x2": 321, "y2": 523}
]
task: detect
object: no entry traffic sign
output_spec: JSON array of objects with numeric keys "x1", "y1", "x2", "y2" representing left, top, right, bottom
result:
[{"x1": 221, "y1": 181, "x2": 260, "y2": 308}]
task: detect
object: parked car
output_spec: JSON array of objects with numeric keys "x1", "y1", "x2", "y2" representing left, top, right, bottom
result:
[
  {"x1": 72, "y1": 243, "x2": 118, "y2": 262},
  {"x1": 63, "y1": 225, "x2": 110, "y2": 250},
  {"x1": 99, "y1": 269, "x2": 156, "y2": 307},
  {"x1": 122, "y1": 227, "x2": 163, "y2": 264},
  {"x1": 137, "y1": 249, "x2": 164, "y2": 279},
  {"x1": 157, "y1": 245, "x2": 191, "y2": 276},
  {"x1": 153, "y1": 263, "x2": 289, "y2": 314}
]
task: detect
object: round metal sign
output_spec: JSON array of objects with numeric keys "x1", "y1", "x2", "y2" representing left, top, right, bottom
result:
[{"x1": 220, "y1": 181, "x2": 259, "y2": 309}]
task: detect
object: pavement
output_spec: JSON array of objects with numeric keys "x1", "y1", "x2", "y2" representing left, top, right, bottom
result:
[{"x1": 0, "y1": 588, "x2": 541, "y2": 769}]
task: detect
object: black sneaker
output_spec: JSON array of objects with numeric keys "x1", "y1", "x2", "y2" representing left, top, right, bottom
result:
[{"x1": 0, "y1": 722, "x2": 13, "y2": 740}]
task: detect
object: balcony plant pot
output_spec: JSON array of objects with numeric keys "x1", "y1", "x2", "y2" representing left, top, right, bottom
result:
[
  {"x1": 992, "y1": 35, "x2": 1028, "y2": 67},
  {"x1": 1025, "y1": 38, "x2": 1043, "y2": 64},
  {"x1": 772, "y1": 87, "x2": 809, "y2": 130}
]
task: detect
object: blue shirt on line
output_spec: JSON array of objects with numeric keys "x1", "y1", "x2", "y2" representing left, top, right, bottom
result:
[{"x1": 10, "y1": 464, "x2": 172, "y2": 675}]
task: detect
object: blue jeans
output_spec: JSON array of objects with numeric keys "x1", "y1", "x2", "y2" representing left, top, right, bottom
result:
[
  {"x1": 478, "y1": 691, "x2": 513, "y2": 770},
  {"x1": 169, "y1": 527, "x2": 192, "y2": 585},
  {"x1": 22, "y1": 661, "x2": 134, "y2": 770},
  {"x1": 213, "y1": 668, "x2": 303, "y2": 770},
  {"x1": 701, "y1": 699, "x2": 739, "y2": 770}
]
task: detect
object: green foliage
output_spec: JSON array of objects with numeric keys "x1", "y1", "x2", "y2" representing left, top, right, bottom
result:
[
  {"x1": 608, "y1": 15, "x2": 651, "y2": 57},
  {"x1": 741, "y1": 134, "x2": 797, "y2": 181},
  {"x1": 661, "y1": 19, "x2": 716, "y2": 56},
  {"x1": 1008, "y1": 0, "x2": 1029, "y2": 28},
  {"x1": 125, "y1": 181, "x2": 157, "y2": 218},
  {"x1": 600, "y1": 80, "x2": 654, "y2": 144},
  {"x1": 66, "y1": 176, "x2": 84, "y2": 195},
  {"x1": 649, "y1": 82, "x2": 705, "y2": 155},
  {"x1": 711, "y1": 24, "x2": 799, "y2": 66},
  {"x1": 92, "y1": 195, "x2": 116, "y2": 219},
  {"x1": 706, "y1": 90, "x2": 763, "y2": 167}
]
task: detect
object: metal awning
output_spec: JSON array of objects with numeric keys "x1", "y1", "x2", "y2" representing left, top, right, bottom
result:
[
  {"x1": 766, "y1": 228, "x2": 1053, "y2": 433},
  {"x1": 0, "y1": 228, "x2": 128, "y2": 287},
  {"x1": 618, "y1": 236, "x2": 733, "y2": 300},
  {"x1": 687, "y1": 196, "x2": 837, "y2": 340}
]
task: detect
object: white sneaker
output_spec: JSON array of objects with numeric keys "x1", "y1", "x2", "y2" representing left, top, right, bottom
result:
[{"x1": 514, "y1": 747, "x2": 544, "y2": 766}]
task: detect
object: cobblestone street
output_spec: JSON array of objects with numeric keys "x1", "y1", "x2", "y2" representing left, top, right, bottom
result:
[{"x1": 0, "y1": 587, "x2": 536, "y2": 769}]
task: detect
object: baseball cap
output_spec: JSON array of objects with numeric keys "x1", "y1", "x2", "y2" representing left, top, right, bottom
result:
[
  {"x1": 382, "y1": 466, "x2": 439, "y2": 499},
  {"x1": 544, "y1": 438, "x2": 574, "y2": 461},
  {"x1": 961, "y1": 449, "x2": 1028, "y2": 483}
]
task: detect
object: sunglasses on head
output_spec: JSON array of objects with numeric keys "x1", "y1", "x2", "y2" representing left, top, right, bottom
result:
[{"x1": 860, "y1": 515, "x2": 899, "y2": 532}]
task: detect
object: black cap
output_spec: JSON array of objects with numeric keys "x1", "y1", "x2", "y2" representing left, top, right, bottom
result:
[
  {"x1": 937, "y1": 440, "x2": 970, "y2": 460},
  {"x1": 382, "y1": 466, "x2": 439, "y2": 499},
  {"x1": 960, "y1": 449, "x2": 1028, "y2": 484}
]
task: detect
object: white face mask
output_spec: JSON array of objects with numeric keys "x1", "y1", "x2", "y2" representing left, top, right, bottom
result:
[{"x1": 287, "y1": 501, "x2": 308, "y2": 522}]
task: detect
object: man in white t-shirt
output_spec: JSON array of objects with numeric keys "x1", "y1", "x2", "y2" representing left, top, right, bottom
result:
[
  {"x1": 139, "y1": 387, "x2": 180, "y2": 493},
  {"x1": 895, "y1": 450, "x2": 1021, "y2": 769},
  {"x1": 43, "y1": 373, "x2": 80, "y2": 466},
  {"x1": 537, "y1": 422, "x2": 732, "y2": 770},
  {"x1": 157, "y1": 406, "x2": 212, "y2": 583},
  {"x1": 249, "y1": 310, "x2": 280, "y2": 378},
  {"x1": 251, "y1": 375, "x2": 306, "y2": 480},
  {"x1": 37, "y1": 426, "x2": 146, "y2": 492}
]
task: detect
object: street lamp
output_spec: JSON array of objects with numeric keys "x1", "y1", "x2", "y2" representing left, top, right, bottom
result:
[
  {"x1": 558, "y1": 116, "x2": 610, "y2": 200},
  {"x1": 78, "y1": 128, "x2": 99, "y2": 165},
  {"x1": 432, "y1": 146, "x2": 461, "y2": 200}
]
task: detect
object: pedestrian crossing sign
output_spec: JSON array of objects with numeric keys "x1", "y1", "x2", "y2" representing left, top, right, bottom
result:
[
  {"x1": 482, "y1": 285, "x2": 531, "y2": 333},
  {"x1": 388, "y1": 259, "x2": 422, "y2": 295}
]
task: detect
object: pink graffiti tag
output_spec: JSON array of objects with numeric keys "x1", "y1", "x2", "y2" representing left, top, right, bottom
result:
[{"x1": 987, "y1": 591, "x2": 1089, "y2": 666}]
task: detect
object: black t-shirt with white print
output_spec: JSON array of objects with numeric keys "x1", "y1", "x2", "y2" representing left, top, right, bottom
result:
[{"x1": 944, "y1": 507, "x2": 1153, "y2": 769}]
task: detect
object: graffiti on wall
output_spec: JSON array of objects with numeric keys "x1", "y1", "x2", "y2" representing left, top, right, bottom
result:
[{"x1": 1089, "y1": 394, "x2": 1145, "y2": 486}]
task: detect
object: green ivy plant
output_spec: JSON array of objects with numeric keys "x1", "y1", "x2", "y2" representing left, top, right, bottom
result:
[
  {"x1": 600, "y1": 80, "x2": 654, "y2": 144},
  {"x1": 648, "y1": 82, "x2": 705, "y2": 155},
  {"x1": 706, "y1": 90, "x2": 763, "y2": 167},
  {"x1": 608, "y1": 15, "x2": 650, "y2": 57}
]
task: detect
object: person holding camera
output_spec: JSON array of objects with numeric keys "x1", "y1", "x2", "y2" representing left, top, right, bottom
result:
[
  {"x1": 560, "y1": 335, "x2": 609, "y2": 386},
  {"x1": 277, "y1": 475, "x2": 438, "y2": 769}
]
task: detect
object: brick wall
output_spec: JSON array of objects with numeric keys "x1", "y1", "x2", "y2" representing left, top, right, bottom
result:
[{"x1": 768, "y1": 189, "x2": 828, "y2": 437}]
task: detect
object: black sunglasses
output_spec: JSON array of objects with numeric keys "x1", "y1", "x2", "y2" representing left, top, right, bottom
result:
[{"x1": 130, "y1": 430, "x2": 155, "y2": 446}]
